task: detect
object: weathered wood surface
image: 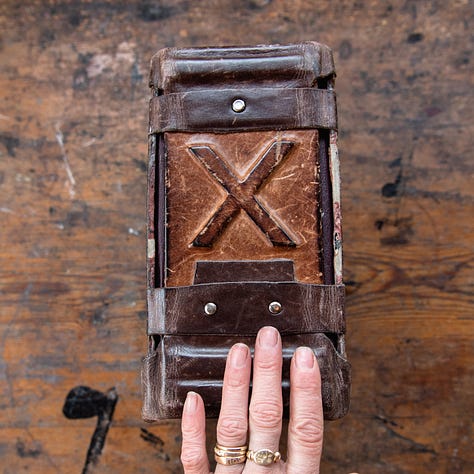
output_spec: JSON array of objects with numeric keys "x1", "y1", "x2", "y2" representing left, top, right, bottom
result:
[{"x1": 0, "y1": 1, "x2": 472, "y2": 472}]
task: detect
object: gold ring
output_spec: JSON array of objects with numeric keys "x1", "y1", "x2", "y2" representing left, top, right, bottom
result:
[
  {"x1": 214, "y1": 444, "x2": 248, "y2": 465},
  {"x1": 247, "y1": 448, "x2": 281, "y2": 466}
]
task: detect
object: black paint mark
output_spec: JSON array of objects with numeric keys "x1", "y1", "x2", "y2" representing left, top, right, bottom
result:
[
  {"x1": 141, "y1": 428, "x2": 170, "y2": 461},
  {"x1": 92, "y1": 304, "x2": 108, "y2": 325},
  {"x1": 379, "y1": 216, "x2": 414, "y2": 246},
  {"x1": 374, "y1": 414, "x2": 400, "y2": 428},
  {"x1": 63, "y1": 201, "x2": 90, "y2": 229},
  {"x1": 68, "y1": 9, "x2": 83, "y2": 26},
  {"x1": 454, "y1": 51, "x2": 470, "y2": 67},
  {"x1": 16, "y1": 439, "x2": 42, "y2": 458},
  {"x1": 246, "y1": 0, "x2": 272, "y2": 9},
  {"x1": 374, "y1": 219, "x2": 385, "y2": 230},
  {"x1": 0, "y1": 133, "x2": 20, "y2": 157},
  {"x1": 133, "y1": 158, "x2": 147, "y2": 173},
  {"x1": 138, "y1": 3, "x2": 174, "y2": 21},
  {"x1": 389, "y1": 156, "x2": 402, "y2": 168},
  {"x1": 140, "y1": 428, "x2": 164, "y2": 447},
  {"x1": 407, "y1": 32, "x2": 423, "y2": 43},
  {"x1": 339, "y1": 40, "x2": 353, "y2": 60},
  {"x1": 73, "y1": 68, "x2": 89, "y2": 91},
  {"x1": 382, "y1": 423, "x2": 436, "y2": 454},
  {"x1": 381, "y1": 170, "x2": 402, "y2": 198},
  {"x1": 63, "y1": 386, "x2": 118, "y2": 474}
]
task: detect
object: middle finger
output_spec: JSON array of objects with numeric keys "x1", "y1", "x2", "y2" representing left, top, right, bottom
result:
[{"x1": 247, "y1": 326, "x2": 283, "y2": 471}]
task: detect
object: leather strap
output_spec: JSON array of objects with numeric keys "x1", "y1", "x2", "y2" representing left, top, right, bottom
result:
[
  {"x1": 150, "y1": 42, "x2": 336, "y2": 93},
  {"x1": 142, "y1": 333, "x2": 350, "y2": 420},
  {"x1": 147, "y1": 283, "x2": 345, "y2": 335},
  {"x1": 149, "y1": 88, "x2": 337, "y2": 133}
]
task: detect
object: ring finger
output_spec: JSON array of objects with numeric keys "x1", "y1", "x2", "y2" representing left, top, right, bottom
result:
[{"x1": 247, "y1": 326, "x2": 284, "y2": 472}]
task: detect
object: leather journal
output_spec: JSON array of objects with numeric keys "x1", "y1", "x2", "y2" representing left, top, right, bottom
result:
[{"x1": 142, "y1": 42, "x2": 350, "y2": 421}]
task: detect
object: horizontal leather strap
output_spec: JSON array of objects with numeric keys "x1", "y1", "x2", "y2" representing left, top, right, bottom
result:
[
  {"x1": 147, "y1": 282, "x2": 345, "y2": 335},
  {"x1": 150, "y1": 42, "x2": 336, "y2": 93},
  {"x1": 142, "y1": 333, "x2": 350, "y2": 420},
  {"x1": 149, "y1": 88, "x2": 337, "y2": 133}
]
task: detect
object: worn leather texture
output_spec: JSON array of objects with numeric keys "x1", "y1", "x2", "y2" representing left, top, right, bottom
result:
[
  {"x1": 165, "y1": 130, "x2": 322, "y2": 287},
  {"x1": 142, "y1": 334, "x2": 350, "y2": 421},
  {"x1": 143, "y1": 42, "x2": 350, "y2": 421},
  {"x1": 149, "y1": 88, "x2": 337, "y2": 133}
]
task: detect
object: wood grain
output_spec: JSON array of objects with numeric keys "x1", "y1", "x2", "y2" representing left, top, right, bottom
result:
[{"x1": 0, "y1": 1, "x2": 472, "y2": 472}]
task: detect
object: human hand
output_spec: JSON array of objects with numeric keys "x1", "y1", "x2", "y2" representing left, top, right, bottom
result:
[{"x1": 180, "y1": 326, "x2": 324, "y2": 473}]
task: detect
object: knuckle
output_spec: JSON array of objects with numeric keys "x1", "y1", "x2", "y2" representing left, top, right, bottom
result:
[
  {"x1": 181, "y1": 423, "x2": 202, "y2": 439},
  {"x1": 255, "y1": 356, "x2": 280, "y2": 372},
  {"x1": 226, "y1": 371, "x2": 248, "y2": 389},
  {"x1": 218, "y1": 416, "x2": 248, "y2": 443},
  {"x1": 291, "y1": 375, "x2": 318, "y2": 391},
  {"x1": 180, "y1": 445, "x2": 206, "y2": 470},
  {"x1": 250, "y1": 399, "x2": 282, "y2": 429},
  {"x1": 289, "y1": 416, "x2": 324, "y2": 447}
]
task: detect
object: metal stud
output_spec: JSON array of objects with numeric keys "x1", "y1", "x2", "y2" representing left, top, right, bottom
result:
[
  {"x1": 204, "y1": 302, "x2": 217, "y2": 316},
  {"x1": 268, "y1": 301, "x2": 282, "y2": 314},
  {"x1": 232, "y1": 99, "x2": 246, "y2": 113}
]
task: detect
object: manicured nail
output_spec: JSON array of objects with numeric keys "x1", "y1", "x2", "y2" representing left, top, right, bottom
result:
[
  {"x1": 295, "y1": 347, "x2": 315, "y2": 369},
  {"x1": 259, "y1": 326, "x2": 278, "y2": 348},
  {"x1": 230, "y1": 343, "x2": 249, "y2": 368},
  {"x1": 184, "y1": 392, "x2": 198, "y2": 414}
]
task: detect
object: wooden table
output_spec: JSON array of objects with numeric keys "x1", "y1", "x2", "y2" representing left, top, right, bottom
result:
[{"x1": 1, "y1": 1, "x2": 472, "y2": 472}]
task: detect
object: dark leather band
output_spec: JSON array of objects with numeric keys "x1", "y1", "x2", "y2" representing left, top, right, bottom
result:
[
  {"x1": 150, "y1": 42, "x2": 336, "y2": 93},
  {"x1": 147, "y1": 283, "x2": 345, "y2": 335},
  {"x1": 142, "y1": 333, "x2": 350, "y2": 420},
  {"x1": 149, "y1": 88, "x2": 337, "y2": 133}
]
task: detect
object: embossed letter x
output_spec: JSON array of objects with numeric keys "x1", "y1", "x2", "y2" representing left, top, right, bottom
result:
[{"x1": 189, "y1": 140, "x2": 296, "y2": 247}]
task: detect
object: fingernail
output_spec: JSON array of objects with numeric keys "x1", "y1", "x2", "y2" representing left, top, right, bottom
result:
[
  {"x1": 295, "y1": 347, "x2": 315, "y2": 369},
  {"x1": 259, "y1": 326, "x2": 278, "y2": 348},
  {"x1": 184, "y1": 392, "x2": 198, "y2": 414},
  {"x1": 230, "y1": 343, "x2": 249, "y2": 368}
]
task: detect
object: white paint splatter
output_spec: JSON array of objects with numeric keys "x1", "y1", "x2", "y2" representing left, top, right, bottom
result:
[
  {"x1": 128, "y1": 227, "x2": 140, "y2": 236},
  {"x1": 82, "y1": 138, "x2": 96, "y2": 147},
  {"x1": 55, "y1": 124, "x2": 76, "y2": 198}
]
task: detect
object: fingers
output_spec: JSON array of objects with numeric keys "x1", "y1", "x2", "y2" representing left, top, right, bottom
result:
[
  {"x1": 286, "y1": 347, "x2": 324, "y2": 473},
  {"x1": 248, "y1": 326, "x2": 283, "y2": 471},
  {"x1": 181, "y1": 392, "x2": 210, "y2": 474},
  {"x1": 215, "y1": 343, "x2": 251, "y2": 474}
]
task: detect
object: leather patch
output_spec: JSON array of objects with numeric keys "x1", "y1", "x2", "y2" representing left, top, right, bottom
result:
[
  {"x1": 149, "y1": 88, "x2": 337, "y2": 133},
  {"x1": 193, "y1": 260, "x2": 295, "y2": 284},
  {"x1": 165, "y1": 130, "x2": 322, "y2": 286},
  {"x1": 147, "y1": 283, "x2": 345, "y2": 335}
]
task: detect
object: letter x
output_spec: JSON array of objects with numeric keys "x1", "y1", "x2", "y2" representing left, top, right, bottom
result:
[{"x1": 189, "y1": 140, "x2": 296, "y2": 247}]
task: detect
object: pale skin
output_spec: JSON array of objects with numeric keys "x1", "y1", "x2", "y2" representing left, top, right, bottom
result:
[{"x1": 180, "y1": 326, "x2": 331, "y2": 474}]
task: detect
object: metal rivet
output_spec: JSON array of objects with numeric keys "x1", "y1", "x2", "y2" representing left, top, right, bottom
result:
[
  {"x1": 204, "y1": 302, "x2": 217, "y2": 315},
  {"x1": 268, "y1": 301, "x2": 282, "y2": 314},
  {"x1": 232, "y1": 99, "x2": 246, "y2": 113}
]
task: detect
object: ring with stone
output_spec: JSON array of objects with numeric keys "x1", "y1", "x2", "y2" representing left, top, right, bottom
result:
[{"x1": 246, "y1": 448, "x2": 282, "y2": 466}]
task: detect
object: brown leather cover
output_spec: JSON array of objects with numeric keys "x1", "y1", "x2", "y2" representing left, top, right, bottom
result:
[{"x1": 143, "y1": 42, "x2": 350, "y2": 421}]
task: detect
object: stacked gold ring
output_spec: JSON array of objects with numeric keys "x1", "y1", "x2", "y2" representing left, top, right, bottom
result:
[{"x1": 214, "y1": 443, "x2": 248, "y2": 465}]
